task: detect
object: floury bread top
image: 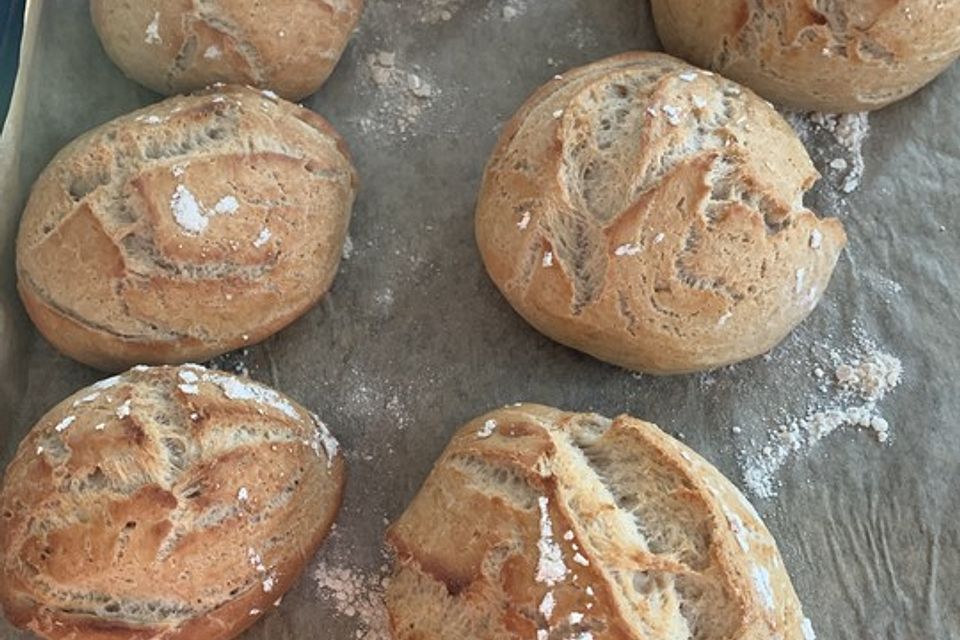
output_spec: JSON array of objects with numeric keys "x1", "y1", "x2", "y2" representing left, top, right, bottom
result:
[
  {"x1": 476, "y1": 52, "x2": 846, "y2": 374},
  {"x1": 16, "y1": 85, "x2": 357, "y2": 371}
]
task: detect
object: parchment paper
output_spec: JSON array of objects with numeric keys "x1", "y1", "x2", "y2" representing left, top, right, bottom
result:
[{"x1": 1, "y1": 1, "x2": 958, "y2": 638}]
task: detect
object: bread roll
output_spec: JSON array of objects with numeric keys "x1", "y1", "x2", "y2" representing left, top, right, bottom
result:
[
  {"x1": 651, "y1": 0, "x2": 960, "y2": 112},
  {"x1": 16, "y1": 85, "x2": 357, "y2": 371},
  {"x1": 475, "y1": 52, "x2": 845, "y2": 375},
  {"x1": 387, "y1": 404, "x2": 815, "y2": 640},
  {"x1": 0, "y1": 364, "x2": 344, "y2": 640},
  {"x1": 90, "y1": 0, "x2": 364, "y2": 101}
]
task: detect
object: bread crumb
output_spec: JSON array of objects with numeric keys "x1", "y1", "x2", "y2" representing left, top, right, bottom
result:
[
  {"x1": 614, "y1": 243, "x2": 641, "y2": 257},
  {"x1": 94, "y1": 423, "x2": 106, "y2": 431},
  {"x1": 542, "y1": 251, "x2": 554, "y2": 267},
  {"x1": 171, "y1": 184, "x2": 207, "y2": 234},
  {"x1": 752, "y1": 565, "x2": 775, "y2": 610},
  {"x1": 201, "y1": 370, "x2": 301, "y2": 420},
  {"x1": 309, "y1": 413, "x2": 341, "y2": 466},
  {"x1": 477, "y1": 419, "x2": 497, "y2": 438},
  {"x1": 262, "y1": 575, "x2": 275, "y2": 592},
  {"x1": 420, "y1": 0, "x2": 463, "y2": 24},
  {"x1": 214, "y1": 195, "x2": 240, "y2": 215},
  {"x1": 92, "y1": 375, "x2": 121, "y2": 390},
  {"x1": 237, "y1": 487, "x2": 249, "y2": 502},
  {"x1": 36, "y1": 445, "x2": 44, "y2": 455},
  {"x1": 203, "y1": 45, "x2": 221, "y2": 59},
  {"x1": 535, "y1": 496, "x2": 568, "y2": 585},
  {"x1": 661, "y1": 105, "x2": 682, "y2": 125},
  {"x1": 342, "y1": 235, "x2": 355, "y2": 260},
  {"x1": 539, "y1": 590, "x2": 556, "y2": 619},
  {"x1": 145, "y1": 12, "x2": 161, "y2": 44},
  {"x1": 115, "y1": 400, "x2": 132, "y2": 419},
  {"x1": 72, "y1": 392, "x2": 99, "y2": 407},
  {"x1": 253, "y1": 228, "x2": 272, "y2": 248},
  {"x1": 809, "y1": 229, "x2": 823, "y2": 249},
  {"x1": 785, "y1": 111, "x2": 870, "y2": 202},
  {"x1": 361, "y1": 51, "x2": 441, "y2": 137},
  {"x1": 517, "y1": 211, "x2": 531, "y2": 230}
]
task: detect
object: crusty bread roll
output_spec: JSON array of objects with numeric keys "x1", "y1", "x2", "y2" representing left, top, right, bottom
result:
[
  {"x1": 16, "y1": 85, "x2": 357, "y2": 372},
  {"x1": 90, "y1": 0, "x2": 364, "y2": 101},
  {"x1": 387, "y1": 404, "x2": 815, "y2": 640},
  {"x1": 651, "y1": 0, "x2": 960, "y2": 112},
  {"x1": 475, "y1": 52, "x2": 845, "y2": 375},
  {"x1": 0, "y1": 364, "x2": 344, "y2": 640}
]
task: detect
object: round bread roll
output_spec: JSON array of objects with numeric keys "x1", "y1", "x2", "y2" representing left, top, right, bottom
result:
[
  {"x1": 16, "y1": 85, "x2": 358, "y2": 372},
  {"x1": 651, "y1": 0, "x2": 960, "y2": 112},
  {"x1": 387, "y1": 404, "x2": 815, "y2": 640},
  {"x1": 90, "y1": 0, "x2": 364, "y2": 101},
  {"x1": 475, "y1": 52, "x2": 846, "y2": 374},
  {"x1": 0, "y1": 364, "x2": 344, "y2": 640}
]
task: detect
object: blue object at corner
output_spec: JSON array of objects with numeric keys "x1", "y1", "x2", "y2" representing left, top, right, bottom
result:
[{"x1": 0, "y1": 0, "x2": 26, "y2": 129}]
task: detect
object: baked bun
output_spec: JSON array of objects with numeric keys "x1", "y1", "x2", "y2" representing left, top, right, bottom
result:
[
  {"x1": 0, "y1": 364, "x2": 344, "y2": 640},
  {"x1": 475, "y1": 52, "x2": 845, "y2": 374},
  {"x1": 387, "y1": 404, "x2": 814, "y2": 640},
  {"x1": 90, "y1": 0, "x2": 364, "y2": 101},
  {"x1": 651, "y1": 0, "x2": 960, "y2": 112},
  {"x1": 16, "y1": 85, "x2": 358, "y2": 372}
]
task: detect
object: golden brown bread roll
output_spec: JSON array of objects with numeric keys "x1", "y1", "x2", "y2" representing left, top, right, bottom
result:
[
  {"x1": 650, "y1": 0, "x2": 960, "y2": 112},
  {"x1": 90, "y1": 0, "x2": 364, "y2": 101},
  {"x1": 387, "y1": 404, "x2": 815, "y2": 640},
  {"x1": 0, "y1": 364, "x2": 344, "y2": 640},
  {"x1": 475, "y1": 52, "x2": 846, "y2": 374},
  {"x1": 16, "y1": 85, "x2": 358, "y2": 372}
]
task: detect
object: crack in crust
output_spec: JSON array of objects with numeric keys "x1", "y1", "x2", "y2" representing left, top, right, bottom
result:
[
  {"x1": 476, "y1": 52, "x2": 846, "y2": 373},
  {"x1": 386, "y1": 405, "x2": 810, "y2": 639},
  {"x1": 652, "y1": 0, "x2": 960, "y2": 111},
  {"x1": 15, "y1": 86, "x2": 357, "y2": 366},
  {"x1": 0, "y1": 366, "x2": 344, "y2": 638}
]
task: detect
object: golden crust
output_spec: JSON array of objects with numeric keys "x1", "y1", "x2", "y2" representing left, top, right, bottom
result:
[
  {"x1": 475, "y1": 52, "x2": 846, "y2": 374},
  {"x1": 0, "y1": 365, "x2": 345, "y2": 640},
  {"x1": 386, "y1": 404, "x2": 810, "y2": 640},
  {"x1": 16, "y1": 85, "x2": 357, "y2": 372},
  {"x1": 90, "y1": 0, "x2": 364, "y2": 101},
  {"x1": 651, "y1": 0, "x2": 960, "y2": 112}
]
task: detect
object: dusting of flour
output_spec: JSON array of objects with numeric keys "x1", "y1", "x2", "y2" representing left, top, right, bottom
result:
[
  {"x1": 358, "y1": 50, "x2": 439, "y2": 138},
  {"x1": 314, "y1": 553, "x2": 390, "y2": 640},
  {"x1": 784, "y1": 111, "x2": 870, "y2": 207},
  {"x1": 740, "y1": 337, "x2": 902, "y2": 499}
]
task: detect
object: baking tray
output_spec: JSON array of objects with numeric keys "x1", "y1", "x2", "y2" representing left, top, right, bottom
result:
[{"x1": 1, "y1": 1, "x2": 959, "y2": 638}]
